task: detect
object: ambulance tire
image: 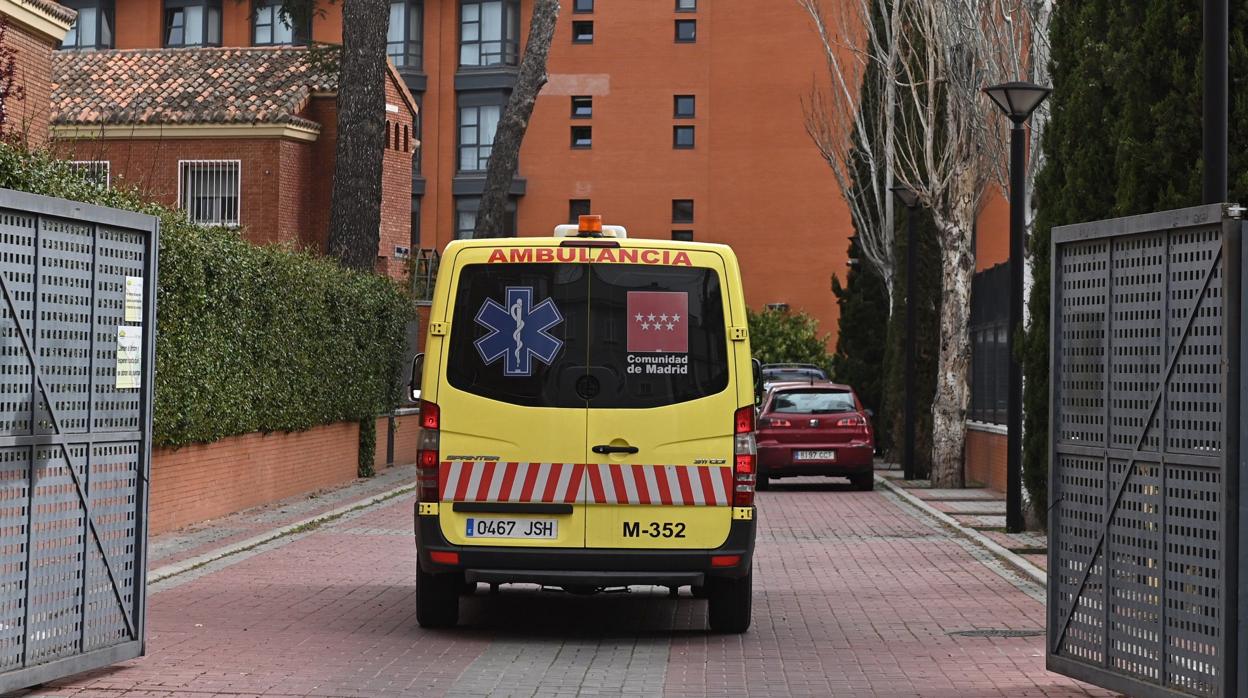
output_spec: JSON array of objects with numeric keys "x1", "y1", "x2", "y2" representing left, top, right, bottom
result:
[
  {"x1": 417, "y1": 565, "x2": 460, "y2": 628},
  {"x1": 706, "y1": 568, "x2": 752, "y2": 633},
  {"x1": 755, "y1": 473, "x2": 770, "y2": 491},
  {"x1": 851, "y1": 474, "x2": 874, "y2": 491}
]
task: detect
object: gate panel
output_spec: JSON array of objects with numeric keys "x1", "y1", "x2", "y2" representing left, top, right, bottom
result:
[
  {"x1": 1049, "y1": 204, "x2": 1240, "y2": 698},
  {"x1": 0, "y1": 189, "x2": 157, "y2": 693}
]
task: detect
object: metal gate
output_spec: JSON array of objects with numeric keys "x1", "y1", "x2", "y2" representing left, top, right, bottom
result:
[
  {"x1": 0, "y1": 188, "x2": 157, "y2": 692},
  {"x1": 1047, "y1": 203, "x2": 1244, "y2": 697}
]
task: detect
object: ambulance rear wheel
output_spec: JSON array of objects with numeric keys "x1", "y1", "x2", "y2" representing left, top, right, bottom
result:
[
  {"x1": 755, "y1": 474, "x2": 770, "y2": 491},
  {"x1": 417, "y1": 565, "x2": 460, "y2": 628},
  {"x1": 706, "y1": 568, "x2": 752, "y2": 634}
]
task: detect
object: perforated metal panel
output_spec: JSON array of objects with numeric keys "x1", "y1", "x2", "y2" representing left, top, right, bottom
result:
[
  {"x1": 0, "y1": 189, "x2": 157, "y2": 693},
  {"x1": 1048, "y1": 204, "x2": 1244, "y2": 698}
]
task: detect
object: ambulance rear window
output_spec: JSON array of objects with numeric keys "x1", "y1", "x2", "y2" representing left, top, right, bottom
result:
[
  {"x1": 446, "y1": 263, "x2": 589, "y2": 408},
  {"x1": 445, "y1": 261, "x2": 729, "y2": 408},
  {"x1": 587, "y1": 264, "x2": 729, "y2": 408}
]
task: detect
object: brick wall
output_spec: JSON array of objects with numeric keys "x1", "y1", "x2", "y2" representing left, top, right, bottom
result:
[
  {"x1": 150, "y1": 421, "x2": 361, "y2": 535},
  {"x1": 377, "y1": 72, "x2": 416, "y2": 280},
  {"x1": 1, "y1": 11, "x2": 56, "y2": 146},
  {"x1": 55, "y1": 137, "x2": 300, "y2": 245},
  {"x1": 372, "y1": 412, "x2": 421, "y2": 472},
  {"x1": 965, "y1": 427, "x2": 1007, "y2": 493}
]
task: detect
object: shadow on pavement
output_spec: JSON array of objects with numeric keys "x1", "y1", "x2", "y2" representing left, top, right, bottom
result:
[
  {"x1": 764, "y1": 479, "x2": 857, "y2": 492},
  {"x1": 452, "y1": 585, "x2": 712, "y2": 638}
]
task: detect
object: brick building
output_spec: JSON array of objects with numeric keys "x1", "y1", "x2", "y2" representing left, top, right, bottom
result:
[
  {"x1": 51, "y1": 46, "x2": 418, "y2": 277},
  {"x1": 0, "y1": 0, "x2": 73, "y2": 145}
]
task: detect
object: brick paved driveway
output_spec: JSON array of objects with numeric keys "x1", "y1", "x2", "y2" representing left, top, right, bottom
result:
[{"x1": 28, "y1": 479, "x2": 1112, "y2": 698}]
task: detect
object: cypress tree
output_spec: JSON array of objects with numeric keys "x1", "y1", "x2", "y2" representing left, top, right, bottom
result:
[
  {"x1": 1023, "y1": 0, "x2": 1248, "y2": 517},
  {"x1": 830, "y1": 236, "x2": 888, "y2": 420}
]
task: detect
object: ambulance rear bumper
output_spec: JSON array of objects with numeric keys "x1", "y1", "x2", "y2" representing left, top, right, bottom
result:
[{"x1": 415, "y1": 509, "x2": 756, "y2": 582}]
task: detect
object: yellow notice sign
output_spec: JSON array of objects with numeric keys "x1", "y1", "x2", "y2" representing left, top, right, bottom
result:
[
  {"x1": 124, "y1": 276, "x2": 144, "y2": 323},
  {"x1": 116, "y1": 326, "x2": 142, "y2": 389}
]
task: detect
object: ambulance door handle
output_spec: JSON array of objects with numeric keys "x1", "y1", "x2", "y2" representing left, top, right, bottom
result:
[{"x1": 592, "y1": 444, "x2": 639, "y2": 455}]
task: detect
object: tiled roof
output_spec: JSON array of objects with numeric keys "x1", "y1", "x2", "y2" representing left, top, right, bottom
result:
[
  {"x1": 18, "y1": 0, "x2": 77, "y2": 25},
  {"x1": 52, "y1": 47, "x2": 338, "y2": 128}
]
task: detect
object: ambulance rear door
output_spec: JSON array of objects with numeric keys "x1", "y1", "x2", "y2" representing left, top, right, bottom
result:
[
  {"x1": 582, "y1": 248, "x2": 737, "y2": 549},
  {"x1": 436, "y1": 246, "x2": 590, "y2": 549}
]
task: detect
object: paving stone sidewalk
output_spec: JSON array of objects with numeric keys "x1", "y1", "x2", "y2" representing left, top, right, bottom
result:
[
  {"x1": 149, "y1": 464, "x2": 417, "y2": 570},
  {"x1": 877, "y1": 466, "x2": 1049, "y2": 573}
]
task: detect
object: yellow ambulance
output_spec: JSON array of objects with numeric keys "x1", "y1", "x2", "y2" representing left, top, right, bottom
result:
[{"x1": 411, "y1": 216, "x2": 758, "y2": 633}]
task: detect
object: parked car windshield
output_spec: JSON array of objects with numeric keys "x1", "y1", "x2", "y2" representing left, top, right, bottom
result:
[{"x1": 770, "y1": 389, "x2": 855, "y2": 414}]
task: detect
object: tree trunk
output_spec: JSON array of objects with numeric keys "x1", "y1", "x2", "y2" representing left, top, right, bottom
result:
[
  {"x1": 473, "y1": 0, "x2": 560, "y2": 238},
  {"x1": 928, "y1": 172, "x2": 978, "y2": 488},
  {"x1": 327, "y1": 0, "x2": 389, "y2": 270}
]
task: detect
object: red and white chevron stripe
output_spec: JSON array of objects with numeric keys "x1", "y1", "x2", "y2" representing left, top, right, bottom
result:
[
  {"x1": 585, "y1": 463, "x2": 732, "y2": 506},
  {"x1": 440, "y1": 461, "x2": 584, "y2": 503},
  {"x1": 438, "y1": 462, "x2": 732, "y2": 506}
]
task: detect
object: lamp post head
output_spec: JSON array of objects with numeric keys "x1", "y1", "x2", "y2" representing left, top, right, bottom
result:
[
  {"x1": 983, "y1": 81, "x2": 1052, "y2": 125},
  {"x1": 889, "y1": 185, "x2": 921, "y2": 209}
]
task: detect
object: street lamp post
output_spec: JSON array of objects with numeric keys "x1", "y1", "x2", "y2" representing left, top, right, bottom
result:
[
  {"x1": 983, "y1": 81, "x2": 1051, "y2": 534},
  {"x1": 890, "y1": 185, "x2": 921, "y2": 482}
]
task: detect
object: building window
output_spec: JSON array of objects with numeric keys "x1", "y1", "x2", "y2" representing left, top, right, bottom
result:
[
  {"x1": 672, "y1": 230, "x2": 693, "y2": 241},
  {"x1": 60, "y1": 1, "x2": 114, "y2": 51},
  {"x1": 673, "y1": 125, "x2": 695, "y2": 149},
  {"x1": 574, "y1": 0, "x2": 593, "y2": 11},
  {"x1": 388, "y1": 0, "x2": 423, "y2": 68},
  {"x1": 458, "y1": 103, "x2": 502, "y2": 172},
  {"x1": 455, "y1": 197, "x2": 516, "y2": 239},
  {"x1": 676, "y1": 0, "x2": 696, "y2": 10},
  {"x1": 571, "y1": 126, "x2": 592, "y2": 148},
  {"x1": 675, "y1": 19, "x2": 696, "y2": 43},
  {"x1": 571, "y1": 96, "x2": 593, "y2": 118},
  {"x1": 253, "y1": 1, "x2": 309, "y2": 45},
  {"x1": 164, "y1": 0, "x2": 222, "y2": 47},
  {"x1": 68, "y1": 160, "x2": 110, "y2": 188},
  {"x1": 672, "y1": 199, "x2": 694, "y2": 224},
  {"x1": 674, "y1": 94, "x2": 695, "y2": 118},
  {"x1": 178, "y1": 160, "x2": 240, "y2": 226},
  {"x1": 460, "y1": 0, "x2": 520, "y2": 67},
  {"x1": 569, "y1": 199, "x2": 591, "y2": 223},
  {"x1": 572, "y1": 20, "x2": 594, "y2": 43}
]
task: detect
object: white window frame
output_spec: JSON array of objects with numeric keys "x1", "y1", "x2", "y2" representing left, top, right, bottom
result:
[
  {"x1": 177, "y1": 159, "x2": 242, "y2": 227},
  {"x1": 68, "y1": 160, "x2": 111, "y2": 188}
]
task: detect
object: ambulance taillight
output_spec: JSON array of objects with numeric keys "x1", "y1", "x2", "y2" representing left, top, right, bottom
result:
[
  {"x1": 417, "y1": 400, "x2": 440, "y2": 502},
  {"x1": 733, "y1": 405, "x2": 757, "y2": 507}
]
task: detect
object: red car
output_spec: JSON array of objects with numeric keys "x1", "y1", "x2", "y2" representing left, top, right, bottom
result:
[{"x1": 755, "y1": 381, "x2": 875, "y2": 491}]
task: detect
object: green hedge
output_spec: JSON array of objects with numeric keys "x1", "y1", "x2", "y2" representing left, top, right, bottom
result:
[
  {"x1": 747, "y1": 309, "x2": 832, "y2": 375},
  {"x1": 0, "y1": 145, "x2": 411, "y2": 448}
]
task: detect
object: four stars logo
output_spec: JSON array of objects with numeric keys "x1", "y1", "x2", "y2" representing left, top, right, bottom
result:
[{"x1": 475, "y1": 287, "x2": 564, "y2": 376}]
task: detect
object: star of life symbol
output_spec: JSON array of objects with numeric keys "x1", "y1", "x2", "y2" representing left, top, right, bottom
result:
[{"x1": 474, "y1": 287, "x2": 564, "y2": 376}]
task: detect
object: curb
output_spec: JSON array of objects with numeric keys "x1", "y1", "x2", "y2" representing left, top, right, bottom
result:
[
  {"x1": 147, "y1": 483, "x2": 416, "y2": 585},
  {"x1": 875, "y1": 473, "x2": 1048, "y2": 589}
]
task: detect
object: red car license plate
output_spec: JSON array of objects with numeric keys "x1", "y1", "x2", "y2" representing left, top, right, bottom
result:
[{"x1": 794, "y1": 450, "x2": 836, "y2": 461}]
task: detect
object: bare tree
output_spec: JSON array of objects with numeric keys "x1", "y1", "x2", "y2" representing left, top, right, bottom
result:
[
  {"x1": 474, "y1": 0, "x2": 560, "y2": 238},
  {"x1": 887, "y1": 0, "x2": 1005, "y2": 487},
  {"x1": 327, "y1": 0, "x2": 390, "y2": 270},
  {"x1": 798, "y1": 0, "x2": 904, "y2": 307}
]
